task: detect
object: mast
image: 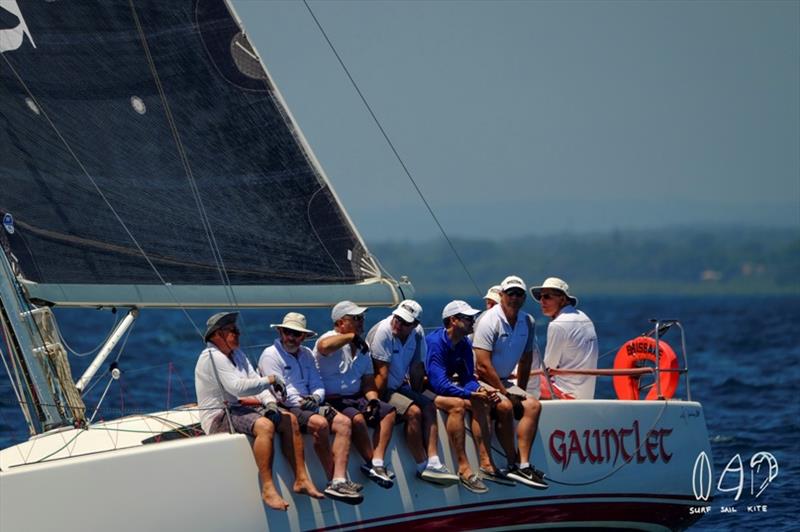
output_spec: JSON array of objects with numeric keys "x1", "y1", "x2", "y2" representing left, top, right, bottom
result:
[{"x1": 0, "y1": 236, "x2": 84, "y2": 434}]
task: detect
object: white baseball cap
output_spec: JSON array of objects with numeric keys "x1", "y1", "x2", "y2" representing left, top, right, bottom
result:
[
  {"x1": 483, "y1": 285, "x2": 502, "y2": 304},
  {"x1": 393, "y1": 299, "x2": 422, "y2": 323},
  {"x1": 530, "y1": 277, "x2": 578, "y2": 307},
  {"x1": 500, "y1": 275, "x2": 526, "y2": 292},
  {"x1": 331, "y1": 300, "x2": 368, "y2": 322},
  {"x1": 442, "y1": 300, "x2": 482, "y2": 319}
]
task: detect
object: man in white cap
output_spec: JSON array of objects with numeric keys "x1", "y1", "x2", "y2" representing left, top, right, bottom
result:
[
  {"x1": 531, "y1": 277, "x2": 598, "y2": 400},
  {"x1": 258, "y1": 312, "x2": 362, "y2": 504},
  {"x1": 315, "y1": 301, "x2": 397, "y2": 489},
  {"x1": 472, "y1": 275, "x2": 548, "y2": 489},
  {"x1": 367, "y1": 300, "x2": 459, "y2": 485},
  {"x1": 425, "y1": 300, "x2": 503, "y2": 494},
  {"x1": 483, "y1": 285, "x2": 502, "y2": 310},
  {"x1": 194, "y1": 312, "x2": 323, "y2": 511}
]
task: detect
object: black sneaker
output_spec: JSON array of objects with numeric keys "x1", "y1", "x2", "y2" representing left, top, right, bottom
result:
[
  {"x1": 506, "y1": 465, "x2": 548, "y2": 489},
  {"x1": 361, "y1": 463, "x2": 394, "y2": 489},
  {"x1": 479, "y1": 466, "x2": 516, "y2": 486},
  {"x1": 324, "y1": 481, "x2": 364, "y2": 504}
]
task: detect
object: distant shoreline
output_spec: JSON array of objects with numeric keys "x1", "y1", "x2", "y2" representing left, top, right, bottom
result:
[{"x1": 372, "y1": 226, "x2": 799, "y2": 297}]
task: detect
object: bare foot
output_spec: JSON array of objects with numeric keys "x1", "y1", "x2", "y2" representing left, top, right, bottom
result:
[
  {"x1": 294, "y1": 480, "x2": 325, "y2": 499},
  {"x1": 262, "y1": 487, "x2": 290, "y2": 511}
]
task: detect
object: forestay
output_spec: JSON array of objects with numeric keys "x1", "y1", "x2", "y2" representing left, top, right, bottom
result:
[{"x1": 0, "y1": 0, "x2": 406, "y2": 307}]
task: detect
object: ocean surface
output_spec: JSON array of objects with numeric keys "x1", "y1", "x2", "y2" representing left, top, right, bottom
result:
[{"x1": 1, "y1": 294, "x2": 798, "y2": 530}]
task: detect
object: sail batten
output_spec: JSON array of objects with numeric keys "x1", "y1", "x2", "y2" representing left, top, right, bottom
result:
[{"x1": 1, "y1": 0, "x2": 401, "y2": 307}]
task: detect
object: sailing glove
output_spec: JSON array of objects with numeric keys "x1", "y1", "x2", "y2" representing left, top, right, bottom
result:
[
  {"x1": 364, "y1": 398, "x2": 381, "y2": 427},
  {"x1": 270, "y1": 375, "x2": 287, "y2": 399},
  {"x1": 352, "y1": 334, "x2": 370, "y2": 354},
  {"x1": 261, "y1": 402, "x2": 282, "y2": 426},
  {"x1": 301, "y1": 394, "x2": 320, "y2": 412}
]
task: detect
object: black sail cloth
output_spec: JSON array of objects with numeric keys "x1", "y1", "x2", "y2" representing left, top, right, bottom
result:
[{"x1": 0, "y1": 0, "x2": 402, "y2": 307}]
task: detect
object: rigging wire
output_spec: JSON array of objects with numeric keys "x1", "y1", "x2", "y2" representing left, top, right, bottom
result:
[
  {"x1": 128, "y1": 1, "x2": 240, "y2": 322},
  {"x1": 301, "y1": 0, "x2": 482, "y2": 298},
  {"x1": 56, "y1": 309, "x2": 121, "y2": 358}
]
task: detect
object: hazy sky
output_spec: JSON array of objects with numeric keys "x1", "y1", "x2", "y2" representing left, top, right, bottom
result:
[{"x1": 232, "y1": 0, "x2": 799, "y2": 241}]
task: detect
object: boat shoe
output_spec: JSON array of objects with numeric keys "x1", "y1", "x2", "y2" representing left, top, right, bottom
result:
[
  {"x1": 418, "y1": 463, "x2": 460, "y2": 486},
  {"x1": 458, "y1": 472, "x2": 489, "y2": 494},
  {"x1": 324, "y1": 480, "x2": 364, "y2": 504},
  {"x1": 479, "y1": 466, "x2": 516, "y2": 486},
  {"x1": 361, "y1": 463, "x2": 395, "y2": 489},
  {"x1": 506, "y1": 465, "x2": 548, "y2": 489}
]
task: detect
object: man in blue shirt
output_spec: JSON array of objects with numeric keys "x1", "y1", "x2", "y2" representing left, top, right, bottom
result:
[{"x1": 426, "y1": 300, "x2": 507, "y2": 494}]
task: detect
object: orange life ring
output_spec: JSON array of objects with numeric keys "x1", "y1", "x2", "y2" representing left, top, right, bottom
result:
[{"x1": 613, "y1": 337, "x2": 679, "y2": 400}]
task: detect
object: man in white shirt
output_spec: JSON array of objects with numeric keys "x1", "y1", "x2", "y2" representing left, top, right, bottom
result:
[
  {"x1": 531, "y1": 277, "x2": 598, "y2": 400},
  {"x1": 258, "y1": 312, "x2": 362, "y2": 504},
  {"x1": 367, "y1": 300, "x2": 459, "y2": 485},
  {"x1": 472, "y1": 275, "x2": 548, "y2": 489},
  {"x1": 315, "y1": 301, "x2": 397, "y2": 489},
  {"x1": 194, "y1": 312, "x2": 323, "y2": 511}
]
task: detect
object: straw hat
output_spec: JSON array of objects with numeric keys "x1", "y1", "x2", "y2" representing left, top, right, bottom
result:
[
  {"x1": 270, "y1": 312, "x2": 317, "y2": 337},
  {"x1": 530, "y1": 277, "x2": 578, "y2": 307}
]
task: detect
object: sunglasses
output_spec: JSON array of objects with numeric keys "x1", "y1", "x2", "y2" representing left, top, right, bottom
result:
[
  {"x1": 220, "y1": 326, "x2": 240, "y2": 335},
  {"x1": 456, "y1": 314, "x2": 475, "y2": 322},
  {"x1": 346, "y1": 314, "x2": 364, "y2": 322},
  {"x1": 393, "y1": 315, "x2": 416, "y2": 327},
  {"x1": 280, "y1": 328, "x2": 304, "y2": 338},
  {"x1": 505, "y1": 289, "x2": 525, "y2": 298},
  {"x1": 540, "y1": 292, "x2": 562, "y2": 301}
]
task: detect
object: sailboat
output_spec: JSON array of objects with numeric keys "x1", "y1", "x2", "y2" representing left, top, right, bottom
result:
[{"x1": 0, "y1": 1, "x2": 712, "y2": 530}]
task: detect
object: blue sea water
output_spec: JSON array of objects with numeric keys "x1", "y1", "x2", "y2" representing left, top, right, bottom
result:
[{"x1": 1, "y1": 294, "x2": 798, "y2": 530}]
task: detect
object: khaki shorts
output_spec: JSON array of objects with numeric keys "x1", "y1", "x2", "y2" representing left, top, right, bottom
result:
[{"x1": 386, "y1": 384, "x2": 434, "y2": 416}]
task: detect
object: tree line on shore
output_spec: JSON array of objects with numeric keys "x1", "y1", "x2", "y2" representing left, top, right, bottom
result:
[{"x1": 372, "y1": 226, "x2": 799, "y2": 296}]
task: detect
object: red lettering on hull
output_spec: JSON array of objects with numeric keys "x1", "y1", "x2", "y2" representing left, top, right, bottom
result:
[{"x1": 549, "y1": 421, "x2": 673, "y2": 470}]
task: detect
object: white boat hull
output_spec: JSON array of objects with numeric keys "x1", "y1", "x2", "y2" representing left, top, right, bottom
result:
[{"x1": 0, "y1": 400, "x2": 711, "y2": 531}]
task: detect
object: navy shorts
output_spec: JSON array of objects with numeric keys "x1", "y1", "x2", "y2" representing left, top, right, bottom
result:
[
  {"x1": 287, "y1": 405, "x2": 338, "y2": 433},
  {"x1": 327, "y1": 395, "x2": 395, "y2": 422}
]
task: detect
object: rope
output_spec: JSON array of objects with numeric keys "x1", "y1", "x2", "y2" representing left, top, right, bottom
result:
[{"x1": 301, "y1": 0, "x2": 482, "y2": 298}]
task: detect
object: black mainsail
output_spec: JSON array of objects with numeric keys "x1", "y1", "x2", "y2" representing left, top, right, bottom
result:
[{"x1": 0, "y1": 0, "x2": 406, "y2": 308}]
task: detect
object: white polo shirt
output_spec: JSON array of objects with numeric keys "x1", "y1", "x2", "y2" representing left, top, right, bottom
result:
[
  {"x1": 367, "y1": 316, "x2": 427, "y2": 391},
  {"x1": 472, "y1": 304, "x2": 537, "y2": 381},
  {"x1": 258, "y1": 339, "x2": 326, "y2": 407},
  {"x1": 313, "y1": 330, "x2": 374, "y2": 396},
  {"x1": 544, "y1": 306, "x2": 598, "y2": 399},
  {"x1": 194, "y1": 344, "x2": 275, "y2": 434}
]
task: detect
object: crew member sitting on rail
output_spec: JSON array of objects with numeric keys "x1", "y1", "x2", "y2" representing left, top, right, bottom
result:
[
  {"x1": 472, "y1": 276, "x2": 549, "y2": 489},
  {"x1": 531, "y1": 277, "x2": 598, "y2": 400},
  {"x1": 367, "y1": 299, "x2": 459, "y2": 486},
  {"x1": 314, "y1": 301, "x2": 397, "y2": 489},
  {"x1": 258, "y1": 312, "x2": 363, "y2": 504},
  {"x1": 194, "y1": 312, "x2": 324, "y2": 511},
  {"x1": 425, "y1": 300, "x2": 500, "y2": 494}
]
